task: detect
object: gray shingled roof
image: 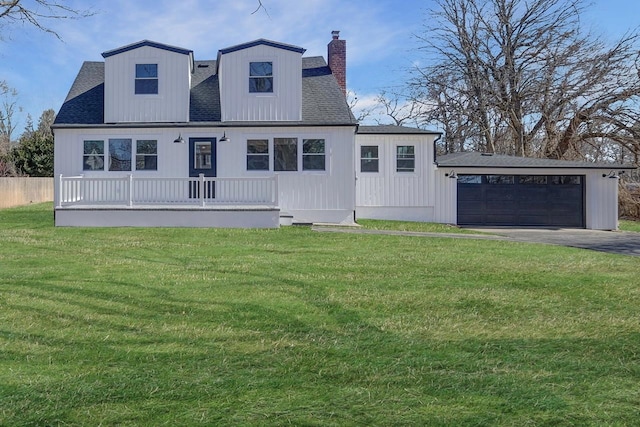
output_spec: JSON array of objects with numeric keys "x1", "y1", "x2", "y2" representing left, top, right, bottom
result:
[
  {"x1": 54, "y1": 54, "x2": 355, "y2": 126},
  {"x1": 357, "y1": 125, "x2": 441, "y2": 135},
  {"x1": 54, "y1": 61, "x2": 105, "y2": 125},
  {"x1": 436, "y1": 152, "x2": 635, "y2": 170}
]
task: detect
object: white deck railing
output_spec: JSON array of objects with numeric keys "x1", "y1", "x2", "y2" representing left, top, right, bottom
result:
[{"x1": 57, "y1": 174, "x2": 278, "y2": 208}]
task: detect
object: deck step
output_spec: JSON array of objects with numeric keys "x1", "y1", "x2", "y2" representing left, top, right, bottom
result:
[{"x1": 279, "y1": 211, "x2": 294, "y2": 226}]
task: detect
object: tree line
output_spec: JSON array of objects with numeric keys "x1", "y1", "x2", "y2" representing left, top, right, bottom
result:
[
  {"x1": 0, "y1": 86, "x2": 54, "y2": 177},
  {"x1": 0, "y1": 0, "x2": 95, "y2": 177},
  {"x1": 362, "y1": 0, "x2": 640, "y2": 167}
]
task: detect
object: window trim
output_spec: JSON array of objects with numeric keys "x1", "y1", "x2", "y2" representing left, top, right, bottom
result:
[
  {"x1": 135, "y1": 63, "x2": 159, "y2": 95},
  {"x1": 396, "y1": 145, "x2": 416, "y2": 173},
  {"x1": 82, "y1": 136, "x2": 162, "y2": 173},
  {"x1": 83, "y1": 140, "x2": 105, "y2": 171},
  {"x1": 274, "y1": 137, "x2": 298, "y2": 172},
  {"x1": 246, "y1": 139, "x2": 270, "y2": 171},
  {"x1": 302, "y1": 139, "x2": 326, "y2": 171},
  {"x1": 135, "y1": 139, "x2": 158, "y2": 171},
  {"x1": 360, "y1": 145, "x2": 379, "y2": 173},
  {"x1": 108, "y1": 138, "x2": 133, "y2": 172},
  {"x1": 249, "y1": 61, "x2": 274, "y2": 94}
]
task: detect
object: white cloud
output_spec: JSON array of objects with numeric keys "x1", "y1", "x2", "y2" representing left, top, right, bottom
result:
[{"x1": 0, "y1": 0, "x2": 428, "y2": 133}]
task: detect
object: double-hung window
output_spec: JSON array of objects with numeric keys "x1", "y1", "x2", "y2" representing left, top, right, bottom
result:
[
  {"x1": 136, "y1": 140, "x2": 157, "y2": 170},
  {"x1": 360, "y1": 146, "x2": 379, "y2": 172},
  {"x1": 396, "y1": 145, "x2": 415, "y2": 172},
  {"x1": 302, "y1": 139, "x2": 325, "y2": 171},
  {"x1": 83, "y1": 140, "x2": 105, "y2": 171},
  {"x1": 249, "y1": 62, "x2": 273, "y2": 93},
  {"x1": 247, "y1": 139, "x2": 269, "y2": 170},
  {"x1": 135, "y1": 64, "x2": 158, "y2": 95}
]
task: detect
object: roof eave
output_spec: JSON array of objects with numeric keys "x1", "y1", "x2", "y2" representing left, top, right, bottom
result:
[
  {"x1": 102, "y1": 40, "x2": 193, "y2": 58},
  {"x1": 52, "y1": 121, "x2": 358, "y2": 130},
  {"x1": 435, "y1": 162, "x2": 637, "y2": 170}
]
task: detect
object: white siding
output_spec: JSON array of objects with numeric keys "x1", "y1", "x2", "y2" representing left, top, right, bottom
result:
[
  {"x1": 434, "y1": 169, "x2": 457, "y2": 224},
  {"x1": 218, "y1": 45, "x2": 302, "y2": 122},
  {"x1": 355, "y1": 133, "x2": 437, "y2": 221},
  {"x1": 104, "y1": 46, "x2": 191, "y2": 123},
  {"x1": 433, "y1": 167, "x2": 620, "y2": 230},
  {"x1": 215, "y1": 126, "x2": 355, "y2": 223},
  {"x1": 585, "y1": 172, "x2": 619, "y2": 230},
  {"x1": 54, "y1": 125, "x2": 356, "y2": 224}
]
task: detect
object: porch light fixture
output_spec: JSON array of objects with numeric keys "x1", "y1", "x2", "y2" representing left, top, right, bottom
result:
[
  {"x1": 173, "y1": 133, "x2": 185, "y2": 144},
  {"x1": 220, "y1": 132, "x2": 230, "y2": 143},
  {"x1": 445, "y1": 170, "x2": 458, "y2": 179}
]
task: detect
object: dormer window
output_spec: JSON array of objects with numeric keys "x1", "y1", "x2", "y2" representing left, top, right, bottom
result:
[
  {"x1": 135, "y1": 64, "x2": 158, "y2": 94},
  {"x1": 249, "y1": 61, "x2": 273, "y2": 93}
]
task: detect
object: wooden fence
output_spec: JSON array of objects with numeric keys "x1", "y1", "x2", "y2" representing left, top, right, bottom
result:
[{"x1": 0, "y1": 177, "x2": 54, "y2": 209}]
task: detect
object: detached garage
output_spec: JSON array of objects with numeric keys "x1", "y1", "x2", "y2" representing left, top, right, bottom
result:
[{"x1": 435, "y1": 152, "x2": 635, "y2": 230}]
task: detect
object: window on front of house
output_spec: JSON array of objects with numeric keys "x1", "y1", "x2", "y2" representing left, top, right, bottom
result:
[
  {"x1": 249, "y1": 61, "x2": 273, "y2": 93},
  {"x1": 135, "y1": 64, "x2": 158, "y2": 95},
  {"x1": 109, "y1": 139, "x2": 132, "y2": 171},
  {"x1": 83, "y1": 140, "x2": 105, "y2": 171},
  {"x1": 360, "y1": 146, "x2": 379, "y2": 172},
  {"x1": 302, "y1": 139, "x2": 325, "y2": 171},
  {"x1": 274, "y1": 138, "x2": 297, "y2": 171},
  {"x1": 136, "y1": 140, "x2": 157, "y2": 170},
  {"x1": 247, "y1": 139, "x2": 269, "y2": 170},
  {"x1": 396, "y1": 145, "x2": 415, "y2": 172}
]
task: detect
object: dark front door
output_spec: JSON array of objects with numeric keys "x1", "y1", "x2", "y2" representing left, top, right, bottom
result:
[
  {"x1": 189, "y1": 138, "x2": 216, "y2": 199},
  {"x1": 457, "y1": 174, "x2": 585, "y2": 227}
]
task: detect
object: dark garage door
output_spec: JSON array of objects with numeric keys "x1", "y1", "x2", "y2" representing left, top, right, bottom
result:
[{"x1": 457, "y1": 174, "x2": 585, "y2": 227}]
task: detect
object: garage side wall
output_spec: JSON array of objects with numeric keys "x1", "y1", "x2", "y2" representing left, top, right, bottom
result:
[{"x1": 585, "y1": 172, "x2": 619, "y2": 230}]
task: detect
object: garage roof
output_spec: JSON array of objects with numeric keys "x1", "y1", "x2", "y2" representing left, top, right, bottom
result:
[
  {"x1": 436, "y1": 152, "x2": 635, "y2": 170},
  {"x1": 357, "y1": 125, "x2": 441, "y2": 135}
]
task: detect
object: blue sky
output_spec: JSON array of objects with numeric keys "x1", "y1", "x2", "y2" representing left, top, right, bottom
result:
[{"x1": 0, "y1": 0, "x2": 638, "y2": 133}]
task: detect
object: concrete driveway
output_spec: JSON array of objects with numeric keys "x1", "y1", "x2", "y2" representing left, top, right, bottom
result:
[{"x1": 468, "y1": 227, "x2": 640, "y2": 257}]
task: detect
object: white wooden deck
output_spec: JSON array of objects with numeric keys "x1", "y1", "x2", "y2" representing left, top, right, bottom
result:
[{"x1": 55, "y1": 175, "x2": 281, "y2": 228}]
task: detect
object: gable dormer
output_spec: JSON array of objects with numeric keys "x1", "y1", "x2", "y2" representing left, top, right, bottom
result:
[
  {"x1": 217, "y1": 39, "x2": 305, "y2": 122},
  {"x1": 102, "y1": 40, "x2": 193, "y2": 123}
]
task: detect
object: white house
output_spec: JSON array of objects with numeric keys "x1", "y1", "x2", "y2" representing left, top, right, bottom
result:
[{"x1": 53, "y1": 32, "x2": 633, "y2": 230}]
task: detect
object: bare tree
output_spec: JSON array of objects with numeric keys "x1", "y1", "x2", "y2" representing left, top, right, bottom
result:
[
  {"x1": 410, "y1": 0, "x2": 640, "y2": 163},
  {"x1": 0, "y1": 0, "x2": 94, "y2": 39},
  {"x1": 372, "y1": 90, "x2": 425, "y2": 127},
  {"x1": 0, "y1": 81, "x2": 20, "y2": 155},
  {"x1": 251, "y1": 0, "x2": 270, "y2": 17}
]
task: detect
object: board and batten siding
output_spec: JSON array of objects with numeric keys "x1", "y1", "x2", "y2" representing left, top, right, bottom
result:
[
  {"x1": 585, "y1": 172, "x2": 619, "y2": 230},
  {"x1": 54, "y1": 126, "x2": 356, "y2": 224},
  {"x1": 104, "y1": 46, "x2": 191, "y2": 123},
  {"x1": 215, "y1": 126, "x2": 355, "y2": 224},
  {"x1": 434, "y1": 167, "x2": 620, "y2": 230},
  {"x1": 218, "y1": 45, "x2": 302, "y2": 122},
  {"x1": 355, "y1": 133, "x2": 437, "y2": 222}
]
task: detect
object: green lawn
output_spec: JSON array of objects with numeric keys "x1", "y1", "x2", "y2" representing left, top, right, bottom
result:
[
  {"x1": 620, "y1": 219, "x2": 640, "y2": 232},
  {"x1": 357, "y1": 218, "x2": 478, "y2": 233},
  {"x1": 1, "y1": 204, "x2": 639, "y2": 426}
]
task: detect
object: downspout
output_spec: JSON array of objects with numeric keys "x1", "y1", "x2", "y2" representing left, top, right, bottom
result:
[
  {"x1": 433, "y1": 134, "x2": 442, "y2": 166},
  {"x1": 354, "y1": 123, "x2": 360, "y2": 223}
]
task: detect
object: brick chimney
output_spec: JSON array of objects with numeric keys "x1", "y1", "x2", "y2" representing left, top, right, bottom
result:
[{"x1": 327, "y1": 30, "x2": 346, "y2": 96}]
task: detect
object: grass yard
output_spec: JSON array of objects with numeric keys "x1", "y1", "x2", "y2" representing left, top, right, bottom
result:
[
  {"x1": 620, "y1": 219, "x2": 640, "y2": 232},
  {"x1": 1, "y1": 204, "x2": 639, "y2": 426},
  {"x1": 357, "y1": 218, "x2": 477, "y2": 234}
]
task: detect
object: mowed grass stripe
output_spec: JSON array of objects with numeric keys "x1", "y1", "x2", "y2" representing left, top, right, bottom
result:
[{"x1": 0, "y1": 203, "x2": 638, "y2": 426}]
